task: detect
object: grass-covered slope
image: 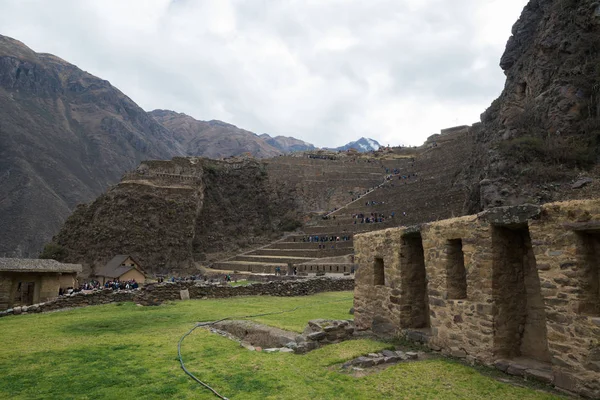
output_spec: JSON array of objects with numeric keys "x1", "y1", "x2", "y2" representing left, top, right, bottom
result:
[{"x1": 0, "y1": 293, "x2": 562, "y2": 399}]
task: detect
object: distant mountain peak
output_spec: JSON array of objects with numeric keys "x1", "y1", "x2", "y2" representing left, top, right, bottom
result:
[{"x1": 329, "y1": 137, "x2": 381, "y2": 152}]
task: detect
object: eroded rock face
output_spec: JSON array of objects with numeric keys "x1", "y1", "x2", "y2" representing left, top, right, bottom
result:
[
  {"x1": 52, "y1": 158, "x2": 297, "y2": 275},
  {"x1": 464, "y1": 0, "x2": 600, "y2": 211}
]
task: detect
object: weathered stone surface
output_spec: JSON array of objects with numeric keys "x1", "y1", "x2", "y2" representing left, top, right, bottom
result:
[
  {"x1": 449, "y1": 348, "x2": 467, "y2": 359},
  {"x1": 571, "y1": 178, "x2": 593, "y2": 189},
  {"x1": 382, "y1": 350, "x2": 397, "y2": 358},
  {"x1": 524, "y1": 369, "x2": 553, "y2": 384},
  {"x1": 480, "y1": 204, "x2": 541, "y2": 226},
  {"x1": 307, "y1": 331, "x2": 326, "y2": 341},
  {"x1": 506, "y1": 364, "x2": 527, "y2": 377},
  {"x1": 494, "y1": 359, "x2": 510, "y2": 372},
  {"x1": 180, "y1": 289, "x2": 190, "y2": 301},
  {"x1": 553, "y1": 370, "x2": 578, "y2": 392}
]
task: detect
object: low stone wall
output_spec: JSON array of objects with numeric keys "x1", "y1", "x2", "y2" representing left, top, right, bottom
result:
[
  {"x1": 136, "y1": 278, "x2": 354, "y2": 306},
  {"x1": 0, "y1": 278, "x2": 354, "y2": 317},
  {"x1": 0, "y1": 289, "x2": 135, "y2": 317}
]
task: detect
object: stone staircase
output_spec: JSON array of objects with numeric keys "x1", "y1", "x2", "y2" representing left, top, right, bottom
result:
[{"x1": 211, "y1": 232, "x2": 356, "y2": 273}]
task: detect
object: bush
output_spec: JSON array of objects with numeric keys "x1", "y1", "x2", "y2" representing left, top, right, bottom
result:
[
  {"x1": 498, "y1": 134, "x2": 597, "y2": 169},
  {"x1": 279, "y1": 218, "x2": 303, "y2": 232},
  {"x1": 39, "y1": 242, "x2": 67, "y2": 261}
]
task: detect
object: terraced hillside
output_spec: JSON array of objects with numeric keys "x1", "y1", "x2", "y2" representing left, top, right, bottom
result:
[{"x1": 212, "y1": 127, "x2": 475, "y2": 274}]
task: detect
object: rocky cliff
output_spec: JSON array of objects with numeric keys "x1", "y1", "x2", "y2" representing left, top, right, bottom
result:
[
  {"x1": 52, "y1": 157, "x2": 298, "y2": 275},
  {"x1": 463, "y1": 0, "x2": 600, "y2": 212}
]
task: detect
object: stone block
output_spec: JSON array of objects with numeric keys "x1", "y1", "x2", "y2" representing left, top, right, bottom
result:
[
  {"x1": 354, "y1": 356, "x2": 374, "y2": 368},
  {"x1": 405, "y1": 352, "x2": 419, "y2": 360},
  {"x1": 307, "y1": 331, "x2": 326, "y2": 341},
  {"x1": 373, "y1": 357, "x2": 386, "y2": 365},
  {"x1": 585, "y1": 361, "x2": 600, "y2": 372},
  {"x1": 553, "y1": 370, "x2": 578, "y2": 392},
  {"x1": 506, "y1": 363, "x2": 527, "y2": 377},
  {"x1": 524, "y1": 369, "x2": 553, "y2": 384},
  {"x1": 382, "y1": 350, "x2": 397, "y2": 358},
  {"x1": 180, "y1": 289, "x2": 190, "y2": 300},
  {"x1": 449, "y1": 347, "x2": 466, "y2": 358}
]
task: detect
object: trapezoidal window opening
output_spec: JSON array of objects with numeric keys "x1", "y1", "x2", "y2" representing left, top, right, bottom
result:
[
  {"x1": 492, "y1": 224, "x2": 550, "y2": 362},
  {"x1": 575, "y1": 231, "x2": 600, "y2": 316},
  {"x1": 374, "y1": 257, "x2": 385, "y2": 286},
  {"x1": 446, "y1": 239, "x2": 467, "y2": 299}
]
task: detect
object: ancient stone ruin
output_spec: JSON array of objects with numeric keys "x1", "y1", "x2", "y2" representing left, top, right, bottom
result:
[{"x1": 353, "y1": 199, "x2": 600, "y2": 398}]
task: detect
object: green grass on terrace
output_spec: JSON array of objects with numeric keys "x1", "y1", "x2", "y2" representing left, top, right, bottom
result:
[{"x1": 0, "y1": 292, "x2": 563, "y2": 400}]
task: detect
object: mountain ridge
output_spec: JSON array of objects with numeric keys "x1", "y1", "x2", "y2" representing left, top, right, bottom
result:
[{"x1": 0, "y1": 34, "x2": 314, "y2": 257}]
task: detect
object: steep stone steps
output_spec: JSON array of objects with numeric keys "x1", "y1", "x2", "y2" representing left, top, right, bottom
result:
[
  {"x1": 211, "y1": 261, "x2": 288, "y2": 273},
  {"x1": 268, "y1": 241, "x2": 354, "y2": 250},
  {"x1": 251, "y1": 248, "x2": 351, "y2": 257},
  {"x1": 231, "y1": 255, "x2": 316, "y2": 264}
]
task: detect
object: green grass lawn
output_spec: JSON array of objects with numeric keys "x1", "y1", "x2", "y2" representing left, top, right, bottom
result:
[{"x1": 0, "y1": 292, "x2": 563, "y2": 400}]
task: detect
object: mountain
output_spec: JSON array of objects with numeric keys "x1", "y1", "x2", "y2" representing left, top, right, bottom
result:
[
  {"x1": 0, "y1": 35, "x2": 315, "y2": 257},
  {"x1": 329, "y1": 137, "x2": 381, "y2": 152},
  {"x1": 0, "y1": 34, "x2": 185, "y2": 257},
  {"x1": 150, "y1": 110, "x2": 315, "y2": 158},
  {"x1": 258, "y1": 133, "x2": 315, "y2": 153}
]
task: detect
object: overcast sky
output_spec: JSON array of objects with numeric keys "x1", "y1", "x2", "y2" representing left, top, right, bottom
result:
[{"x1": 0, "y1": 0, "x2": 528, "y2": 147}]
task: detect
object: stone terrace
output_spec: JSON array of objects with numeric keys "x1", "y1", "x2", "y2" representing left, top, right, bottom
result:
[
  {"x1": 214, "y1": 128, "x2": 475, "y2": 275},
  {"x1": 305, "y1": 127, "x2": 474, "y2": 236}
]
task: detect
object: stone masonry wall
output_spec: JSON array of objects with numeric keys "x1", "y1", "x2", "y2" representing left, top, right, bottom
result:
[
  {"x1": 0, "y1": 278, "x2": 354, "y2": 317},
  {"x1": 354, "y1": 200, "x2": 600, "y2": 398}
]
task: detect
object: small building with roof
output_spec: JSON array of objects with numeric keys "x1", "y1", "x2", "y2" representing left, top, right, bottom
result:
[
  {"x1": 95, "y1": 255, "x2": 146, "y2": 285},
  {"x1": 0, "y1": 258, "x2": 82, "y2": 310}
]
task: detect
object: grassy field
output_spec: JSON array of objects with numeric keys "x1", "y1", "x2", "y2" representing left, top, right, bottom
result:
[{"x1": 0, "y1": 292, "x2": 563, "y2": 400}]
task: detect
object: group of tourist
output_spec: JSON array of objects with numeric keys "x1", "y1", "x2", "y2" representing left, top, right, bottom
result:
[
  {"x1": 307, "y1": 154, "x2": 337, "y2": 160},
  {"x1": 303, "y1": 235, "x2": 351, "y2": 243},
  {"x1": 365, "y1": 200, "x2": 385, "y2": 206},
  {"x1": 80, "y1": 280, "x2": 101, "y2": 290},
  {"x1": 103, "y1": 279, "x2": 140, "y2": 290},
  {"x1": 399, "y1": 173, "x2": 417, "y2": 180},
  {"x1": 352, "y1": 212, "x2": 394, "y2": 224}
]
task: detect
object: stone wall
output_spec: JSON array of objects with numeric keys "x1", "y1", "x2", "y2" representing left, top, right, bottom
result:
[
  {"x1": 353, "y1": 200, "x2": 600, "y2": 398},
  {"x1": 136, "y1": 278, "x2": 354, "y2": 305},
  {"x1": 0, "y1": 277, "x2": 354, "y2": 317}
]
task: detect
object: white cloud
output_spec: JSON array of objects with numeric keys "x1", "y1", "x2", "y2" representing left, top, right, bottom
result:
[{"x1": 0, "y1": 0, "x2": 529, "y2": 147}]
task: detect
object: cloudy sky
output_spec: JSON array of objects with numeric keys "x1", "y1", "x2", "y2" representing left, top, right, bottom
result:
[{"x1": 0, "y1": 0, "x2": 528, "y2": 148}]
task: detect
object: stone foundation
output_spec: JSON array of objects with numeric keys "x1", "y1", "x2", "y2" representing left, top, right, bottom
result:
[{"x1": 354, "y1": 200, "x2": 600, "y2": 398}]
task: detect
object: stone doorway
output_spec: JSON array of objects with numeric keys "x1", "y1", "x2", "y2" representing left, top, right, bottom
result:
[
  {"x1": 492, "y1": 225, "x2": 550, "y2": 362},
  {"x1": 399, "y1": 233, "x2": 430, "y2": 329},
  {"x1": 575, "y1": 231, "x2": 600, "y2": 316},
  {"x1": 16, "y1": 282, "x2": 35, "y2": 306}
]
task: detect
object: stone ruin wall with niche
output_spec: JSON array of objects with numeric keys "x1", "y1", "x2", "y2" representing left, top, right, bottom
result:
[{"x1": 353, "y1": 199, "x2": 600, "y2": 398}]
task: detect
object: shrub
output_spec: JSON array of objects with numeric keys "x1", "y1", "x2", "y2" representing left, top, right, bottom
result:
[
  {"x1": 39, "y1": 242, "x2": 67, "y2": 261},
  {"x1": 279, "y1": 218, "x2": 303, "y2": 232}
]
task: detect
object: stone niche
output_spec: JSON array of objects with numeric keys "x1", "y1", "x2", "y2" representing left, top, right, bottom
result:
[{"x1": 354, "y1": 200, "x2": 600, "y2": 398}]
